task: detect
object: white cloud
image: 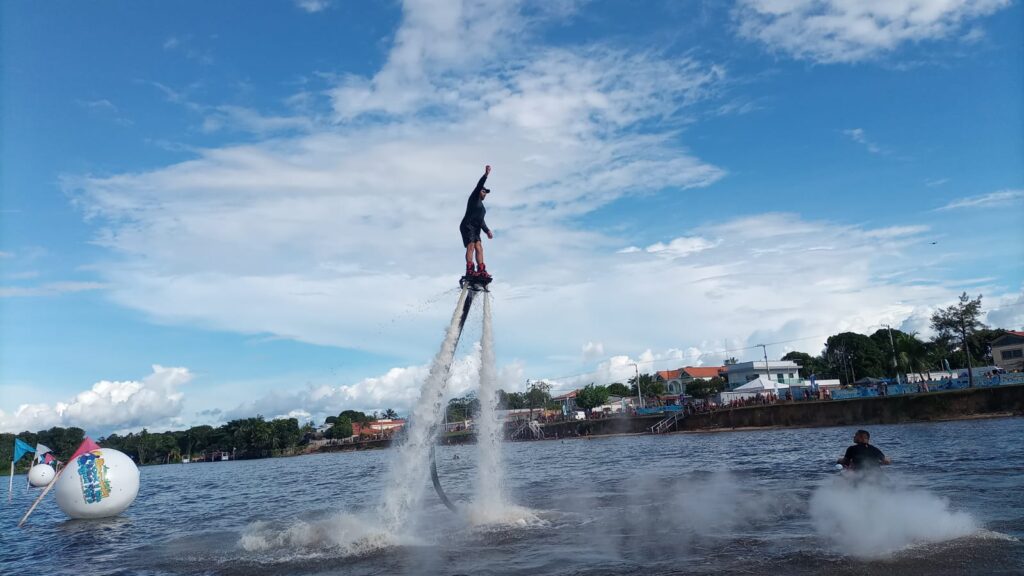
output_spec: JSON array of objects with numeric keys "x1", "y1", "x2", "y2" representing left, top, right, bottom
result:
[
  {"x1": 222, "y1": 346, "x2": 524, "y2": 423},
  {"x1": 863, "y1": 225, "x2": 930, "y2": 239},
  {"x1": 0, "y1": 281, "x2": 106, "y2": 298},
  {"x1": 734, "y1": 0, "x2": 1011, "y2": 63},
  {"x1": 987, "y1": 289, "x2": 1024, "y2": 331},
  {"x1": 582, "y1": 341, "x2": 605, "y2": 362},
  {"x1": 0, "y1": 365, "x2": 190, "y2": 434},
  {"x1": 296, "y1": 0, "x2": 330, "y2": 13},
  {"x1": 935, "y1": 189, "x2": 1024, "y2": 211},
  {"x1": 201, "y1": 105, "x2": 314, "y2": 135},
  {"x1": 645, "y1": 236, "x2": 719, "y2": 257},
  {"x1": 76, "y1": 98, "x2": 133, "y2": 126},
  {"x1": 842, "y1": 128, "x2": 884, "y2": 154}
]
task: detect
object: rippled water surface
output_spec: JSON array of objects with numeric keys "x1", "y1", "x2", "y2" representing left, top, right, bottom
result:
[{"x1": 3, "y1": 417, "x2": 1023, "y2": 575}]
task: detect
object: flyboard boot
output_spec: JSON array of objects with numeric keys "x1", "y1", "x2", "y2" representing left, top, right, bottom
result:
[{"x1": 459, "y1": 263, "x2": 492, "y2": 291}]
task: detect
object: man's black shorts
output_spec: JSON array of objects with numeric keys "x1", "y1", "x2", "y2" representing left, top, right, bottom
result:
[{"x1": 460, "y1": 224, "x2": 481, "y2": 247}]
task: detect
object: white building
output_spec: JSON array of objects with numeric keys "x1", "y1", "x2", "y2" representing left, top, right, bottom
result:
[{"x1": 725, "y1": 360, "x2": 801, "y2": 390}]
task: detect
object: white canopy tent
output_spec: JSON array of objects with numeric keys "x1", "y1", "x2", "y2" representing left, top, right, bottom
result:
[
  {"x1": 736, "y1": 376, "x2": 788, "y2": 391},
  {"x1": 720, "y1": 376, "x2": 789, "y2": 402}
]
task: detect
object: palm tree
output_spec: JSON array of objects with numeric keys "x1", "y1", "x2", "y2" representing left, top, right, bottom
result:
[{"x1": 383, "y1": 408, "x2": 399, "y2": 419}]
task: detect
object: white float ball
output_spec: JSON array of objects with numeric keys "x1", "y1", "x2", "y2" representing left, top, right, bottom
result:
[
  {"x1": 55, "y1": 448, "x2": 140, "y2": 519},
  {"x1": 28, "y1": 464, "x2": 55, "y2": 487}
]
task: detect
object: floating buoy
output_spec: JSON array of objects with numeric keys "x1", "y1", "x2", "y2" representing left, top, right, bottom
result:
[
  {"x1": 54, "y1": 448, "x2": 139, "y2": 519},
  {"x1": 28, "y1": 464, "x2": 55, "y2": 487}
]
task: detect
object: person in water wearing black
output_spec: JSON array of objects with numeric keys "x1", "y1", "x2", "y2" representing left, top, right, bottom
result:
[
  {"x1": 460, "y1": 165, "x2": 494, "y2": 279},
  {"x1": 837, "y1": 429, "x2": 892, "y2": 471}
]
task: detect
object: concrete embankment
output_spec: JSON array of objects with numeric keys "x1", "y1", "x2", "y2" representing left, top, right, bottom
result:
[
  {"x1": 679, "y1": 383, "x2": 1024, "y2": 432},
  {"x1": 535, "y1": 384, "x2": 1024, "y2": 438},
  {"x1": 311, "y1": 385, "x2": 1024, "y2": 453}
]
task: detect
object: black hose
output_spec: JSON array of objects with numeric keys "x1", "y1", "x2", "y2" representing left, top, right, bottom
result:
[{"x1": 429, "y1": 444, "x2": 458, "y2": 513}]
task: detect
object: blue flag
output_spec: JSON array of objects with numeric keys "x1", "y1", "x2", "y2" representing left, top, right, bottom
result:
[{"x1": 13, "y1": 438, "x2": 35, "y2": 463}]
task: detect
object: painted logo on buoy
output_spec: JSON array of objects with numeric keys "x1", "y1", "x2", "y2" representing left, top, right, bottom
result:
[{"x1": 76, "y1": 450, "x2": 111, "y2": 504}]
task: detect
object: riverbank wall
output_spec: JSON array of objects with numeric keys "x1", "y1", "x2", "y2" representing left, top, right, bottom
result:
[
  {"x1": 310, "y1": 385, "x2": 1024, "y2": 454},
  {"x1": 677, "y1": 383, "x2": 1024, "y2": 432}
]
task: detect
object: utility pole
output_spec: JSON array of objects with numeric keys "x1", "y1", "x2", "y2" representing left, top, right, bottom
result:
[
  {"x1": 631, "y1": 363, "x2": 643, "y2": 409},
  {"x1": 961, "y1": 316, "x2": 974, "y2": 388},
  {"x1": 758, "y1": 344, "x2": 772, "y2": 382},
  {"x1": 885, "y1": 324, "x2": 901, "y2": 385}
]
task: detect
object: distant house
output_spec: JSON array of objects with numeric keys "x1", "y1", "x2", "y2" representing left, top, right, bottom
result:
[
  {"x1": 368, "y1": 419, "x2": 406, "y2": 433},
  {"x1": 992, "y1": 331, "x2": 1024, "y2": 372},
  {"x1": 353, "y1": 419, "x2": 406, "y2": 437},
  {"x1": 725, "y1": 360, "x2": 801, "y2": 390},
  {"x1": 553, "y1": 390, "x2": 578, "y2": 413},
  {"x1": 655, "y1": 366, "x2": 725, "y2": 395}
]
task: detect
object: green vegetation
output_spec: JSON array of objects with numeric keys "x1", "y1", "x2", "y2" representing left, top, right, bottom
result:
[
  {"x1": 326, "y1": 416, "x2": 354, "y2": 439},
  {"x1": 606, "y1": 382, "x2": 631, "y2": 397},
  {"x1": 574, "y1": 384, "x2": 610, "y2": 413},
  {"x1": 780, "y1": 295, "x2": 1001, "y2": 385},
  {"x1": 1, "y1": 416, "x2": 312, "y2": 474},
  {"x1": 931, "y1": 292, "x2": 990, "y2": 386},
  {"x1": 629, "y1": 373, "x2": 665, "y2": 402},
  {"x1": 685, "y1": 376, "x2": 727, "y2": 399},
  {"x1": 1, "y1": 427, "x2": 86, "y2": 475}
]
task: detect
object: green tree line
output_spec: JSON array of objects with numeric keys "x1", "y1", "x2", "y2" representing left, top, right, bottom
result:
[
  {"x1": 782, "y1": 293, "x2": 1001, "y2": 385},
  {"x1": 2, "y1": 416, "x2": 312, "y2": 475}
]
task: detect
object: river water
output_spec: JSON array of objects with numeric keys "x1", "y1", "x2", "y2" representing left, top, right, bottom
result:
[{"x1": 3, "y1": 417, "x2": 1022, "y2": 575}]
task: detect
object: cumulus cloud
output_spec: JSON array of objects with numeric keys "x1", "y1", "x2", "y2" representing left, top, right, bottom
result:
[
  {"x1": 935, "y1": 189, "x2": 1024, "y2": 211},
  {"x1": 222, "y1": 345, "x2": 524, "y2": 423},
  {"x1": 0, "y1": 365, "x2": 190, "y2": 434},
  {"x1": 734, "y1": 0, "x2": 1011, "y2": 63}
]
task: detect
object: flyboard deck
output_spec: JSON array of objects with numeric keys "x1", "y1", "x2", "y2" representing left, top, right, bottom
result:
[
  {"x1": 459, "y1": 274, "x2": 492, "y2": 291},
  {"x1": 456, "y1": 274, "x2": 490, "y2": 334}
]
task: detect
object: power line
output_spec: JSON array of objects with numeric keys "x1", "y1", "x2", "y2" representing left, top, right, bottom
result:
[{"x1": 537, "y1": 332, "x2": 833, "y2": 389}]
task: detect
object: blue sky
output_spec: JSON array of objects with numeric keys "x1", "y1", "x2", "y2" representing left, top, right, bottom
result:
[{"x1": 2, "y1": 0, "x2": 1022, "y2": 435}]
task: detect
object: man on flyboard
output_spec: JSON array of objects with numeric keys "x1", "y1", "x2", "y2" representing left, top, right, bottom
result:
[{"x1": 460, "y1": 165, "x2": 494, "y2": 284}]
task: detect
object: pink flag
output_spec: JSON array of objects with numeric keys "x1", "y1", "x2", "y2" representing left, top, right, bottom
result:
[{"x1": 67, "y1": 437, "x2": 101, "y2": 463}]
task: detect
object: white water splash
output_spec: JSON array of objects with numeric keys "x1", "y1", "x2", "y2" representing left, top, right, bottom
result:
[
  {"x1": 469, "y1": 292, "x2": 510, "y2": 525},
  {"x1": 240, "y1": 513, "x2": 410, "y2": 557},
  {"x1": 379, "y1": 288, "x2": 470, "y2": 530},
  {"x1": 810, "y1": 474, "x2": 979, "y2": 559}
]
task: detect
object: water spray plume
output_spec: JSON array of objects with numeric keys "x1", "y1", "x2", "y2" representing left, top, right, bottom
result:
[
  {"x1": 379, "y1": 288, "x2": 470, "y2": 530},
  {"x1": 471, "y1": 293, "x2": 506, "y2": 523}
]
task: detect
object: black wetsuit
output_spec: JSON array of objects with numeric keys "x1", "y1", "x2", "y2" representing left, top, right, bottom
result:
[
  {"x1": 842, "y1": 443, "x2": 886, "y2": 471},
  {"x1": 460, "y1": 173, "x2": 490, "y2": 247}
]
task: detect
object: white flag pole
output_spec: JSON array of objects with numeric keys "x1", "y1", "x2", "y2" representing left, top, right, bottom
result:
[{"x1": 18, "y1": 466, "x2": 64, "y2": 528}]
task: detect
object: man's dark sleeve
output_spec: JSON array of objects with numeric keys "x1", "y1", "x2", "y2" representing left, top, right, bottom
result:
[
  {"x1": 473, "y1": 173, "x2": 488, "y2": 194},
  {"x1": 481, "y1": 218, "x2": 490, "y2": 235},
  {"x1": 872, "y1": 446, "x2": 886, "y2": 463}
]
